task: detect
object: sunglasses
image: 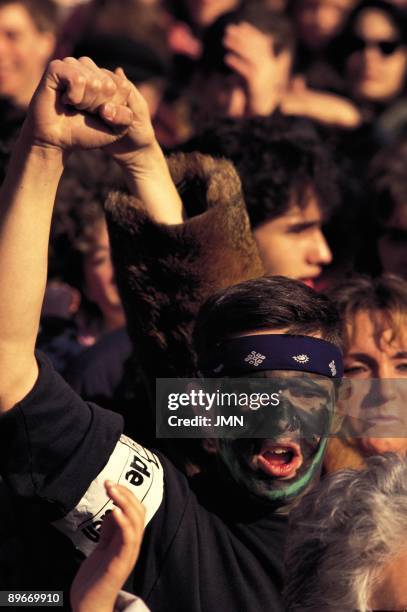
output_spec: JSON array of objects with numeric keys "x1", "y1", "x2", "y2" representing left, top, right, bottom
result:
[{"x1": 348, "y1": 36, "x2": 403, "y2": 56}]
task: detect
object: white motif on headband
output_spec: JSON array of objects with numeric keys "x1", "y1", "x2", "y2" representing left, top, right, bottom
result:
[
  {"x1": 329, "y1": 360, "x2": 337, "y2": 376},
  {"x1": 244, "y1": 351, "x2": 266, "y2": 367},
  {"x1": 292, "y1": 354, "x2": 310, "y2": 364}
]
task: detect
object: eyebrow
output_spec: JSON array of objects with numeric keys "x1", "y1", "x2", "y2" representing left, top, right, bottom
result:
[
  {"x1": 286, "y1": 220, "x2": 321, "y2": 232},
  {"x1": 345, "y1": 351, "x2": 407, "y2": 361}
]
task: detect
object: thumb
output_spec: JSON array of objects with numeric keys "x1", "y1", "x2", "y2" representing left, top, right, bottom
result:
[{"x1": 99, "y1": 102, "x2": 133, "y2": 126}]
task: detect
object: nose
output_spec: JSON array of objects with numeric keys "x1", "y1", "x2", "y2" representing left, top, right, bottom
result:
[
  {"x1": 362, "y1": 45, "x2": 383, "y2": 67},
  {"x1": 369, "y1": 377, "x2": 398, "y2": 406},
  {"x1": 308, "y1": 230, "x2": 332, "y2": 266}
]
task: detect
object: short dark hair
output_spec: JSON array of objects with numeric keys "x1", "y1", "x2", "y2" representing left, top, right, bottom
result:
[
  {"x1": 181, "y1": 115, "x2": 339, "y2": 227},
  {"x1": 327, "y1": 274, "x2": 407, "y2": 349},
  {"x1": 193, "y1": 276, "x2": 342, "y2": 360},
  {"x1": 0, "y1": 0, "x2": 59, "y2": 33}
]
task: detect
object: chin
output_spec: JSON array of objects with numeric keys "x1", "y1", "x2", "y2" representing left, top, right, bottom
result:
[{"x1": 357, "y1": 437, "x2": 407, "y2": 456}]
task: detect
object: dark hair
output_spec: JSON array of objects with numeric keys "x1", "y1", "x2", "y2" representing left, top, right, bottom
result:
[
  {"x1": 369, "y1": 137, "x2": 407, "y2": 225},
  {"x1": 181, "y1": 115, "x2": 339, "y2": 227},
  {"x1": 193, "y1": 276, "x2": 342, "y2": 359},
  {"x1": 82, "y1": 0, "x2": 171, "y2": 66},
  {"x1": 50, "y1": 149, "x2": 124, "y2": 288},
  {"x1": 72, "y1": 35, "x2": 170, "y2": 86},
  {"x1": 200, "y1": 1, "x2": 295, "y2": 75},
  {"x1": 327, "y1": 274, "x2": 407, "y2": 348},
  {"x1": 354, "y1": 139, "x2": 407, "y2": 276},
  {"x1": 0, "y1": 0, "x2": 59, "y2": 33}
]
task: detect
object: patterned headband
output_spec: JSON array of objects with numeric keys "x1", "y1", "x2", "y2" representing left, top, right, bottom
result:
[{"x1": 199, "y1": 334, "x2": 343, "y2": 379}]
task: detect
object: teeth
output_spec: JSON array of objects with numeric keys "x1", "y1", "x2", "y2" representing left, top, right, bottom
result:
[{"x1": 271, "y1": 449, "x2": 289, "y2": 455}]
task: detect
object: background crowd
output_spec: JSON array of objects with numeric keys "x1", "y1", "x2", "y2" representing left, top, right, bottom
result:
[{"x1": 0, "y1": 0, "x2": 407, "y2": 610}]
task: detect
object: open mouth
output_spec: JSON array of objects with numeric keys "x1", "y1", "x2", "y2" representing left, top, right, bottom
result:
[
  {"x1": 302, "y1": 278, "x2": 316, "y2": 289},
  {"x1": 254, "y1": 439, "x2": 303, "y2": 480}
]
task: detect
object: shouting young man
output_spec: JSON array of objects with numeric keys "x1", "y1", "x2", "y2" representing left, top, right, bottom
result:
[{"x1": 0, "y1": 58, "x2": 343, "y2": 610}]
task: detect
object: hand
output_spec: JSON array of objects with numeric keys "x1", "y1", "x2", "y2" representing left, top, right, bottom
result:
[
  {"x1": 281, "y1": 83, "x2": 362, "y2": 128},
  {"x1": 22, "y1": 57, "x2": 135, "y2": 154},
  {"x1": 103, "y1": 67, "x2": 156, "y2": 169},
  {"x1": 223, "y1": 22, "x2": 290, "y2": 116},
  {"x1": 70, "y1": 482, "x2": 146, "y2": 612}
]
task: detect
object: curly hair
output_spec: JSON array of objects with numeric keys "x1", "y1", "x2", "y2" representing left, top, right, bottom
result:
[
  {"x1": 284, "y1": 454, "x2": 407, "y2": 611},
  {"x1": 326, "y1": 273, "x2": 407, "y2": 350},
  {"x1": 181, "y1": 114, "x2": 339, "y2": 228}
]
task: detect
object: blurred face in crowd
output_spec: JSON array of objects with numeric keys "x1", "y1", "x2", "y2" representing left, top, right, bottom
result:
[
  {"x1": 83, "y1": 220, "x2": 125, "y2": 332},
  {"x1": 184, "y1": 0, "x2": 240, "y2": 28},
  {"x1": 378, "y1": 201, "x2": 407, "y2": 279},
  {"x1": 369, "y1": 549, "x2": 407, "y2": 611},
  {"x1": 343, "y1": 309, "x2": 407, "y2": 456},
  {"x1": 346, "y1": 8, "x2": 407, "y2": 103},
  {"x1": 201, "y1": 46, "x2": 292, "y2": 119},
  {"x1": 253, "y1": 185, "x2": 332, "y2": 288},
  {"x1": 0, "y1": 2, "x2": 55, "y2": 107},
  {"x1": 294, "y1": 0, "x2": 356, "y2": 50}
]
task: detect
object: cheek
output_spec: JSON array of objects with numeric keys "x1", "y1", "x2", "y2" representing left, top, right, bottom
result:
[
  {"x1": 358, "y1": 437, "x2": 407, "y2": 455},
  {"x1": 84, "y1": 263, "x2": 111, "y2": 297},
  {"x1": 254, "y1": 233, "x2": 294, "y2": 275}
]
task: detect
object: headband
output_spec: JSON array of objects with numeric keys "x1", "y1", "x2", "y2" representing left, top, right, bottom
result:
[{"x1": 199, "y1": 334, "x2": 343, "y2": 379}]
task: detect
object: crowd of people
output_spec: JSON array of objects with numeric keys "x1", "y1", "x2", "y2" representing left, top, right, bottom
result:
[{"x1": 0, "y1": 0, "x2": 406, "y2": 610}]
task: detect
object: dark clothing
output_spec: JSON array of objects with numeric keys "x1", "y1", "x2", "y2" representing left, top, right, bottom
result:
[
  {"x1": 0, "y1": 353, "x2": 287, "y2": 612},
  {"x1": 37, "y1": 316, "x2": 85, "y2": 374},
  {"x1": 65, "y1": 326, "x2": 132, "y2": 408},
  {"x1": 65, "y1": 327, "x2": 154, "y2": 444}
]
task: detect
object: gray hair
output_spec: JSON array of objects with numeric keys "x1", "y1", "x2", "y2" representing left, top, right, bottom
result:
[{"x1": 284, "y1": 454, "x2": 407, "y2": 611}]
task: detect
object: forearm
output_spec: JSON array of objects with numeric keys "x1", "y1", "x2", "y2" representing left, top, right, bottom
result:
[
  {"x1": 282, "y1": 91, "x2": 362, "y2": 128},
  {"x1": 117, "y1": 141, "x2": 184, "y2": 225},
  {"x1": 106, "y1": 153, "x2": 265, "y2": 389},
  {"x1": 0, "y1": 128, "x2": 64, "y2": 410}
]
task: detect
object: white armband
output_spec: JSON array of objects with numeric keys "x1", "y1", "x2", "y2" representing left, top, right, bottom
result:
[{"x1": 52, "y1": 435, "x2": 164, "y2": 555}]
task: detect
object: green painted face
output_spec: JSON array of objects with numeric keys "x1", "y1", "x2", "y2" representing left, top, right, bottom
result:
[
  {"x1": 216, "y1": 375, "x2": 336, "y2": 507},
  {"x1": 218, "y1": 436, "x2": 328, "y2": 505}
]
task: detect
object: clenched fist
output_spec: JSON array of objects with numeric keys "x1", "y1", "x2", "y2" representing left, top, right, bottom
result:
[{"x1": 23, "y1": 57, "x2": 155, "y2": 155}]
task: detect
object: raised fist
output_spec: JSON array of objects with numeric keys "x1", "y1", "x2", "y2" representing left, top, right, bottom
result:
[{"x1": 23, "y1": 57, "x2": 154, "y2": 153}]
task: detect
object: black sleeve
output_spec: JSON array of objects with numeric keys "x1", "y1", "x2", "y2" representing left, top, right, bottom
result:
[{"x1": 0, "y1": 351, "x2": 123, "y2": 521}]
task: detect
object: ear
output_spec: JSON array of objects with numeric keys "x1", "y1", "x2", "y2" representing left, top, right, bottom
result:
[
  {"x1": 38, "y1": 31, "x2": 56, "y2": 63},
  {"x1": 202, "y1": 438, "x2": 218, "y2": 455}
]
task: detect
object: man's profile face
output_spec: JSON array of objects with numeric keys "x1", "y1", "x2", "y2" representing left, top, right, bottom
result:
[
  {"x1": 0, "y1": 3, "x2": 55, "y2": 107},
  {"x1": 253, "y1": 186, "x2": 332, "y2": 288},
  {"x1": 343, "y1": 309, "x2": 407, "y2": 456}
]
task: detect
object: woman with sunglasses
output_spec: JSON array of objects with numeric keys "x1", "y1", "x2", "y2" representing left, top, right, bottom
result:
[{"x1": 338, "y1": 0, "x2": 406, "y2": 126}]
